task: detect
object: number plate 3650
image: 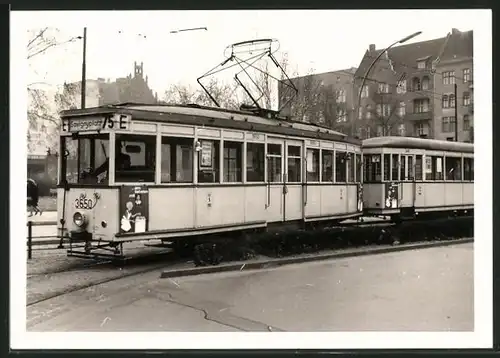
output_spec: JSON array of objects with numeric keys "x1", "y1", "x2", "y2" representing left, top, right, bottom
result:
[{"x1": 75, "y1": 197, "x2": 94, "y2": 210}]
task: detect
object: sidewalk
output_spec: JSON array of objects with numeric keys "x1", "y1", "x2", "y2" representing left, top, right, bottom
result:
[{"x1": 27, "y1": 211, "x2": 57, "y2": 223}]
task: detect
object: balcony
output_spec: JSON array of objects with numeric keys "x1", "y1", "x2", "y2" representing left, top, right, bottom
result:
[
  {"x1": 405, "y1": 111, "x2": 432, "y2": 121},
  {"x1": 468, "y1": 104, "x2": 474, "y2": 114}
]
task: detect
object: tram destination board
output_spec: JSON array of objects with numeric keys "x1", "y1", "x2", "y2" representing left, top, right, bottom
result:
[
  {"x1": 119, "y1": 185, "x2": 149, "y2": 234},
  {"x1": 61, "y1": 114, "x2": 131, "y2": 133}
]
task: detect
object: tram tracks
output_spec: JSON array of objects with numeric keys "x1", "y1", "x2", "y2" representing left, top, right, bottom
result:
[{"x1": 27, "y1": 215, "x2": 473, "y2": 307}]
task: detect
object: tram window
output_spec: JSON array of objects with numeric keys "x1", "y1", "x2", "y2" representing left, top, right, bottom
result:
[
  {"x1": 400, "y1": 156, "x2": 407, "y2": 181},
  {"x1": 198, "y1": 139, "x2": 220, "y2": 183},
  {"x1": 62, "y1": 135, "x2": 110, "y2": 184},
  {"x1": 288, "y1": 145, "x2": 302, "y2": 183},
  {"x1": 383, "y1": 154, "x2": 390, "y2": 181},
  {"x1": 115, "y1": 134, "x2": 156, "y2": 183},
  {"x1": 426, "y1": 156, "x2": 444, "y2": 180},
  {"x1": 246, "y1": 143, "x2": 265, "y2": 182},
  {"x1": 463, "y1": 157, "x2": 473, "y2": 181},
  {"x1": 335, "y1": 151, "x2": 346, "y2": 183},
  {"x1": 306, "y1": 148, "x2": 320, "y2": 182},
  {"x1": 408, "y1": 156, "x2": 414, "y2": 180},
  {"x1": 391, "y1": 154, "x2": 399, "y2": 181},
  {"x1": 267, "y1": 143, "x2": 282, "y2": 182},
  {"x1": 415, "y1": 155, "x2": 423, "y2": 180},
  {"x1": 321, "y1": 150, "x2": 334, "y2": 182},
  {"x1": 161, "y1": 137, "x2": 193, "y2": 183},
  {"x1": 445, "y1": 156, "x2": 462, "y2": 181},
  {"x1": 364, "y1": 154, "x2": 381, "y2": 182},
  {"x1": 223, "y1": 141, "x2": 242, "y2": 182},
  {"x1": 347, "y1": 153, "x2": 355, "y2": 183},
  {"x1": 355, "y1": 154, "x2": 362, "y2": 182}
]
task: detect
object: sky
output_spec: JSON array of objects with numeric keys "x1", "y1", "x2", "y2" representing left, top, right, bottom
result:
[{"x1": 16, "y1": 9, "x2": 481, "y2": 100}]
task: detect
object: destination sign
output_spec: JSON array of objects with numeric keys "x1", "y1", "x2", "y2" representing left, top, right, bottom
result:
[{"x1": 61, "y1": 114, "x2": 131, "y2": 133}]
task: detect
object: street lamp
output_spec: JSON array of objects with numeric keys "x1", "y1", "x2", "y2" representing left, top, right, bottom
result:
[{"x1": 354, "y1": 31, "x2": 422, "y2": 137}]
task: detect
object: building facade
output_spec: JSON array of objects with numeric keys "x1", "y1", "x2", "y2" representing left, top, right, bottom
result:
[
  {"x1": 62, "y1": 61, "x2": 158, "y2": 109},
  {"x1": 433, "y1": 29, "x2": 473, "y2": 142},
  {"x1": 278, "y1": 67, "x2": 357, "y2": 134},
  {"x1": 354, "y1": 28, "x2": 473, "y2": 142}
]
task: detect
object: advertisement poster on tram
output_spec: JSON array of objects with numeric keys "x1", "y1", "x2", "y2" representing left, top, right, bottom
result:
[{"x1": 119, "y1": 186, "x2": 149, "y2": 234}]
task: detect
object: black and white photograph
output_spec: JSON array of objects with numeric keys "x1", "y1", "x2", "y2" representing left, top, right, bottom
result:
[{"x1": 11, "y1": 8, "x2": 492, "y2": 350}]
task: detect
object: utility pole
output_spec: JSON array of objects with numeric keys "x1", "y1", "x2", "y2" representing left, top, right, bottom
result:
[
  {"x1": 81, "y1": 27, "x2": 87, "y2": 109},
  {"x1": 454, "y1": 82, "x2": 458, "y2": 141}
]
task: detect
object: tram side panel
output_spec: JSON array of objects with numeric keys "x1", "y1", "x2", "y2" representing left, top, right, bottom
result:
[
  {"x1": 57, "y1": 187, "x2": 119, "y2": 241},
  {"x1": 444, "y1": 183, "x2": 463, "y2": 207},
  {"x1": 462, "y1": 182, "x2": 474, "y2": 206},
  {"x1": 148, "y1": 187, "x2": 195, "y2": 231},
  {"x1": 307, "y1": 185, "x2": 353, "y2": 218}
]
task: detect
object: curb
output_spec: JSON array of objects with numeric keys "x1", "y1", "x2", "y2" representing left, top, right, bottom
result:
[{"x1": 160, "y1": 238, "x2": 473, "y2": 279}]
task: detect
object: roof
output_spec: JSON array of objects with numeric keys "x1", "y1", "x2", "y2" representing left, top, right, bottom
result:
[
  {"x1": 438, "y1": 30, "x2": 473, "y2": 63},
  {"x1": 288, "y1": 67, "x2": 357, "y2": 85},
  {"x1": 60, "y1": 103, "x2": 361, "y2": 145},
  {"x1": 362, "y1": 136, "x2": 474, "y2": 153}
]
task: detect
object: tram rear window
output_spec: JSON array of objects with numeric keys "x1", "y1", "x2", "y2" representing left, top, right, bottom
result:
[
  {"x1": 61, "y1": 134, "x2": 110, "y2": 185},
  {"x1": 363, "y1": 154, "x2": 381, "y2": 182}
]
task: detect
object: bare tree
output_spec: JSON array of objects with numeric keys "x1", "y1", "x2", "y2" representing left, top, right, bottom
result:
[
  {"x1": 363, "y1": 88, "x2": 405, "y2": 137},
  {"x1": 27, "y1": 27, "x2": 80, "y2": 152}
]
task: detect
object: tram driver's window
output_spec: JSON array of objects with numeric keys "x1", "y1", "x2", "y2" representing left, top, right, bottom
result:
[
  {"x1": 347, "y1": 153, "x2": 355, "y2": 183},
  {"x1": 198, "y1": 139, "x2": 220, "y2": 183},
  {"x1": 335, "y1": 151, "x2": 346, "y2": 183},
  {"x1": 321, "y1": 150, "x2": 333, "y2": 182},
  {"x1": 246, "y1": 143, "x2": 265, "y2": 182},
  {"x1": 115, "y1": 134, "x2": 156, "y2": 183},
  {"x1": 161, "y1": 136, "x2": 193, "y2": 183},
  {"x1": 223, "y1": 141, "x2": 242, "y2": 182}
]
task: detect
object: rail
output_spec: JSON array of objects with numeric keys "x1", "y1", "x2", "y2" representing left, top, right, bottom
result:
[{"x1": 26, "y1": 220, "x2": 63, "y2": 259}]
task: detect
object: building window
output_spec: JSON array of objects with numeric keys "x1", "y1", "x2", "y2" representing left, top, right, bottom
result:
[
  {"x1": 366, "y1": 105, "x2": 372, "y2": 119},
  {"x1": 336, "y1": 89, "x2": 346, "y2": 103},
  {"x1": 414, "y1": 98, "x2": 429, "y2": 113},
  {"x1": 376, "y1": 104, "x2": 381, "y2": 116},
  {"x1": 463, "y1": 115, "x2": 470, "y2": 131},
  {"x1": 417, "y1": 60, "x2": 426, "y2": 69},
  {"x1": 415, "y1": 123, "x2": 426, "y2": 136},
  {"x1": 396, "y1": 79, "x2": 407, "y2": 94},
  {"x1": 398, "y1": 123, "x2": 405, "y2": 136},
  {"x1": 246, "y1": 143, "x2": 265, "y2": 182},
  {"x1": 382, "y1": 104, "x2": 391, "y2": 117},
  {"x1": 463, "y1": 92, "x2": 471, "y2": 106},
  {"x1": 449, "y1": 94, "x2": 455, "y2": 108},
  {"x1": 398, "y1": 102, "x2": 406, "y2": 117},
  {"x1": 412, "y1": 77, "x2": 421, "y2": 91},
  {"x1": 376, "y1": 125, "x2": 383, "y2": 137},
  {"x1": 463, "y1": 68, "x2": 472, "y2": 83},
  {"x1": 358, "y1": 107, "x2": 363, "y2": 120},
  {"x1": 422, "y1": 76, "x2": 430, "y2": 90},
  {"x1": 223, "y1": 141, "x2": 242, "y2": 182},
  {"x1": 161, "y1": 136, "x2": 193, "y2": 183},
  {"x1": 365, "y1": 126, "x2": 371, "y2": 138},
  {"x1": 378, "y1": 83, "x2": 389, "y2": 93},
  {"x1": 442, "y1": 95, "x2": 449, "y2": 108},
  {"x1": 443, "y1": 71, "x2": 456, "y2": 85},
  {"x1": 336, "y1": 108, "x2": 347, "y2": 122},
  {"x1": 441, "y1": 117, "x2": 456, "y2": 133},
  {"x1": 361, "y1": 85, "x2": 369, "y2": 98}
]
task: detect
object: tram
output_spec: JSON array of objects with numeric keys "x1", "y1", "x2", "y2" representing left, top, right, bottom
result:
[
  {"x1": 56, "y1": 103, "x2": 363, "y2": 257},
  {"x1": 361, "y1": 136, "x2": 474, "y2": 221}
]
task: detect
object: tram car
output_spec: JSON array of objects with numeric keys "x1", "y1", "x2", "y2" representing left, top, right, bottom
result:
[
  {"x1": 56, "y1": 103, "x2": 363, "y2": 257},
  {"x1": 361, "y1": 136, "x2": 474, "y2": 221}
]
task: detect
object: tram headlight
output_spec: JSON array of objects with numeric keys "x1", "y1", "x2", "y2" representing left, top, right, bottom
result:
[{"x1": 73, "y1": 212, "x2": 87, "y2": 228}]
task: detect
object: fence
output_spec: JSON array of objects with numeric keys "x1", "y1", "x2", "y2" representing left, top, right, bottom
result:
[{"x1": 26, "y1": 220, "x2": 62, "y2": 259}]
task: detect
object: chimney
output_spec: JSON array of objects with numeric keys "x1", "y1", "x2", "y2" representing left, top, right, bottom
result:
[
  {"x1": 369, "y1": 44, "x2": 376, "y2": 52},
  {"x1": 452, "y1": 28, "x2": 460, "y2": 35}
]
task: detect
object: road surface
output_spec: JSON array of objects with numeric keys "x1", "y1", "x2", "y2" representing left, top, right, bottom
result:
[{"x1": 27, "y1": 243, "x2": 473, "y2": 332}]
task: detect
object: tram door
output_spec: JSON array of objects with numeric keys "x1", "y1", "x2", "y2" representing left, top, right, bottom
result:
[{"x1": 265, "y1": 138, "x2": 304, "y2": 223}]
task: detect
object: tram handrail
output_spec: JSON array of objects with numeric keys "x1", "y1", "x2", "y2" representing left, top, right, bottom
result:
[{"x1": 26, "y1": 220, "x2": 63, "y2": 259}]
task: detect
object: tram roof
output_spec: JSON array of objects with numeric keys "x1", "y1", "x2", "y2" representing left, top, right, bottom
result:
[
  {"x1": 362, "y1": 136, "x2": 474, "y2": 153},
  {"x1": 60, "y1": 103, "x2": 361, "y2": 145}
]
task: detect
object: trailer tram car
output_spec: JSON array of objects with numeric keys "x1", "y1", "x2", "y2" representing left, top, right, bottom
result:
[
  {"x1": 361, "y1": 136, "x2": 474, "y2": 222},
  {"x1": 57, "y1": 103, "x2": 363, "y2": 258}
]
